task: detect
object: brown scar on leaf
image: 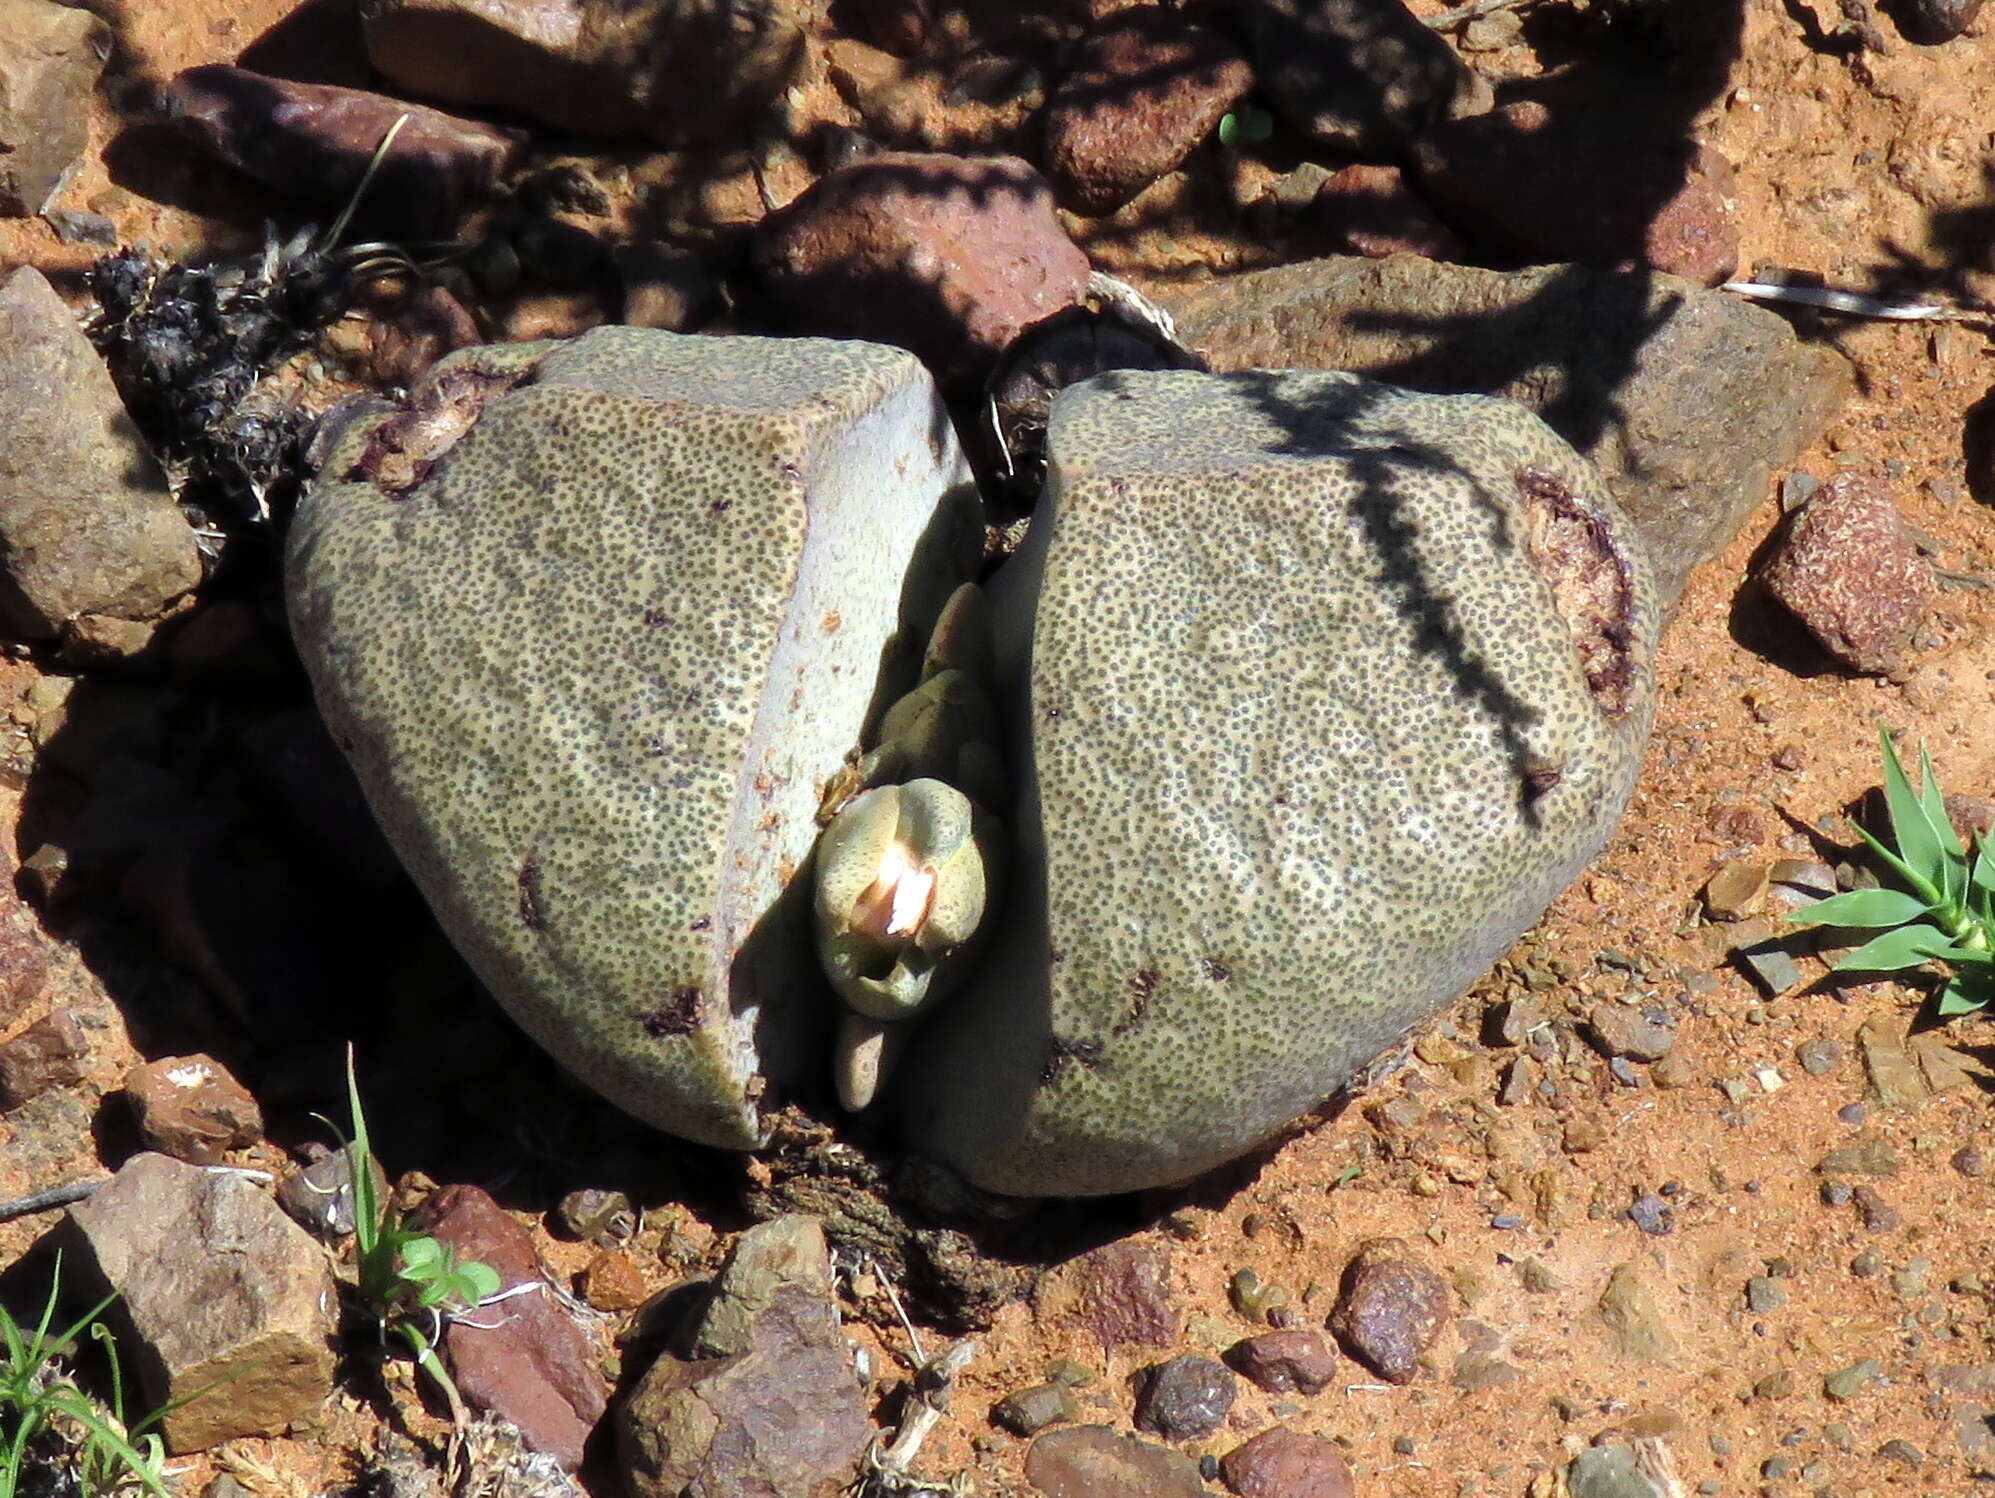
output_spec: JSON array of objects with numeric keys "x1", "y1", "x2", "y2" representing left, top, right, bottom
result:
[
  {"x1": 1040, "y1": 1035, "x2": 1104, "y2": 1086},
  {"x1": 641, "y1": 986, "x2": 705, "y2": 1038},
  {"x1": 1112, "y1": 969, "x2": 1160, "y2": 1038},
  {"x1": 516, "y1": 852, "x2": 545, "y2": 933},
  {"x1": 1517, "y1": 466, "x2": 1639, "y2": 717},
  {"x1": 343, "y1": 358, "x2": 537, "y2": 496}
]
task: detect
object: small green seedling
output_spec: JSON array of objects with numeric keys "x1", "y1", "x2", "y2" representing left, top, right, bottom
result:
[
  {"x1": 1789, "y1": 727, "x2": 1995, "y2": 1016},
  {"x1": 1216, "y1": 105, "x2": 1275, "y2": 149},
  {"x1": 0, "y1": 1255, "x2": 172, "y2": 1498},
  {"x1": 341, "y1": 1049, "x2": 502, "y2": 1424}
]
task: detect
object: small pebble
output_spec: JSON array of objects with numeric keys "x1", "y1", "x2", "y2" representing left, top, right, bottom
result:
[
  {"x1": 994, "y1": 1381, "x2": 1079, "y2": 1436},
  {"x1": 1823, "y1": 1422, "x2": 1852, "y2": 1449},
  {"x1": 1628, "y1": 1195, "x2": 1673, "y2": 1236},
  {"x1": 1795, "y1": 1036, "x2": 1842, "y2": 1076},
  {"x1": 1491, "y1": 1212, "x2": 1524, "y2": 1230},
  {"x1": 1046, "y1": 1358, "x2": 1093, "y2": 1387},
  {"x1": 1746, "y1": 1276, "x2": 1788, "y2": 1313},
  {"x1": 1820, "y1": 1180, "x2": 1853, "y2": 1207},
  {"x1": 557, "y1": 1187, "x2": 636, "y2": 1245},
  {"x1": 1134, "y1": 1356, "x2": 1236, "y2": 1441},
  {"x1": 1876, "y1": 1437, "x2": 1922, "y2": 1465},
  {"x1": 1754, "y1": 1369, "x2": 1795, "y2": 1399},
  {"x1": 1850, "y1": 1251, "x2": 1883, "y2": 1278},
  {"x1": 1817, "y1": 1136, "x2": 1898, "y2": 1175},
  {"x1": 1952, "y1": 1146, "x2": 1985, "y2": 1178},
  {"x1": 1852, "y1": 1184, "x2": 1902, "y2": 1232},
  {"x1": 1761, "y1": 1455, "x2": 1789, "y2": 1479},
  {"x1": 1823, "y1": 1358, "x2": 1883, "y2": 1401},
  {"x1": 1838, "y1": 1101, "x2": 1868, "y2": 1127},
  {"x1": 1781, "y1": 471, "x2": 1820, "y2": 511}
]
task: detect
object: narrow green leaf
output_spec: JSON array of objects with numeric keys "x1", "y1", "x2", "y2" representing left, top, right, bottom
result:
[
  {"x1": 1217, "y1": 113, "x2": 1240, "y2": 147},
  {"x1": 1880, "y1": 727, "x2": 1950, "y2": 895},
  {"x1": 1830, "y1": 922, "x2": 1953, "y2": 973},
  {"x1": 1919, "y1": 747, "x2": 1969, "y2": 906},
  {"x1": 345, "y1": 1044, "x2": 380, "y2": 1262},
  {"x1": 1793, "y1": 887, "x2": 1930, "y2": 929}
]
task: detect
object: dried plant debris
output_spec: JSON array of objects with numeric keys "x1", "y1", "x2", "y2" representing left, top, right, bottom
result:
[{"x1": 84, "y1": 228, "x2": 358, "y2": 550}]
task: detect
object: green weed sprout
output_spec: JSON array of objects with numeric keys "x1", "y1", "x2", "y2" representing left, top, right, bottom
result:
[
  {"x1": 1790, "y1": 727, "x2": 1995, "y2": 1016},
  {"x1": 342, "y1": 1048, "x2": 501, "y2": 1426},
  {"x1": 1217, "y1": 105, "x2": 1275, "y2": 148},
  {"x1": 0, "y1": 1254, "x2": 171, "y2": 1498}
]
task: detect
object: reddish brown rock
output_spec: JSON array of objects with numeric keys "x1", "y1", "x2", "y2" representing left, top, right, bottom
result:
[
  {"x1": 1041, "y1": 8, "x2": 1252, "y2": 214},
  {"x1": 0, "y1": 869, "x2": 51, "y2": 1029},
  {"x1": 1025, "y1": 1425, "x2": 1207, "y2": 1498},
  {"x1": 1760, "y1": 472, "x2": 1933, "y2": 676},
  {"x1": 0, "y1": 267, "x2": 203, "y2": 639},
  {"x1": 1034, "y1": 1237, "x2": 1180, "y2": 1353},
  {"x1": 1307, "y1": 163, "x2": 1464, "y2": 261},
  {"x1": 361, "y1": 0, "x2": 803, "y2": 145},
  {"x1": 1327, "y1": 1237, "x2": 1450, "y2": 1384},
  {"x1": 0, "y1": 0, "x2": 109, "y2": 216},
  {"x1": 837, "y1": 0, "x2": 932, "y2": 54},
  {"x1": 1899, "y1": 0, "x2": 1986, "y2": 41},
  {"x1": 122, "y1": 1054, "x2": 264, "y2": 1165},
  {"x1": 752, "y1": 151, "x2": 1091, "y2": 385},
  {"x1": 1246, "y1": 0, "x2": 1487, "y2": 155},
  {"x1": 363, "y1": 283, "x2": 485, "y2": 387},
  {"x1": 619, "y1": 1216, "x2": 868, "y2": 1498},
  {"x1": 65, "y1": 1153, "x2": 338, "y2": 1453},
  {"x1": 1413, "y1": 102, "x2": 1740, "y2": 285},
  {"x1": 579, "y1": 1249, "x2": 648, "y2": 1312},
  {"x1": 0, "y1": 1008, "x2": 91, "y2": 1111},
  {"x1": 159, "y1": 66, "x2": 525, "y2": 238},
  {"x1": 411, "y1": 1184, "x2": 609, "y2": 1470},
  {"x1": 1134, "y1": 1355, "x2": 1236, "y2": 1441},
  {"x1": 1220, "y1": 1426, "x2": 1356, "y2": 1498},
  {"x1": 1225, "y1": 1329, "x2": 1340, "y2": 1395}
]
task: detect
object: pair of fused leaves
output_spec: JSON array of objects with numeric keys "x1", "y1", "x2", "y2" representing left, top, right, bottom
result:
[{"x1": 1791, "y1": 727, "x2": 1995, "y2": 1016}]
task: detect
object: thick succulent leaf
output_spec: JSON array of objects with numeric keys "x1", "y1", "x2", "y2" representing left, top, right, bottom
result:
[
  {"x1": 1797, "y1": 887, "x2": 1930, "y2": 929},
  {"x1": 1829, "y1": 922, "x2": 1954, "y2": 974},
  {"x1": 1972, "y1": 836, "x2": 1995, "y2": 898},
  {"x1": 1919, "y1": 746, "x2": 1969, "y2": 906},
  {"x1": 1937, "y1": 973, "x2": 1995, "y2": 1017},
  {"x1": 1879, "y1": 727, "x2": 1951, "y2": 900}
]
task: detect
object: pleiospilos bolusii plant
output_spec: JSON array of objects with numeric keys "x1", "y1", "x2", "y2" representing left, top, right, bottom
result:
[
  {"x1": 0, "y1": 1257, "x2": 171, "y2": 1498},
  {"x1": 341, "y1": 1052, "x2": 500, "y2": 1423},
  {"x1": 1792, "y1": 728, "x2": 1995, "y2": 1015},
  {"x1": 289, "y1": 331, "x2": 1663, "y2": 1197}
]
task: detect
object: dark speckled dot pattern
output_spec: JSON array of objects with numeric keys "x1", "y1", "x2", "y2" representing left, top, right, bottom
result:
[
  {"x1": 287, "y1": 328, "x2": 972, "y2": 1150},
  {"x1": 900, "y1": 369, "x2": 1660, "y2": 1197}
]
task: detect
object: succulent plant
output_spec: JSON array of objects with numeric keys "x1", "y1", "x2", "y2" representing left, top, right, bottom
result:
[
  {"x1": 289, "y1": 329, "x2": 1660, "y2": 1197},
  {"x1": 289, "y1": 329, "x2": 983, "y2": 1151},
  {"x1": 897, "y1": 368, "x2": 1658, "y2": 1195}
]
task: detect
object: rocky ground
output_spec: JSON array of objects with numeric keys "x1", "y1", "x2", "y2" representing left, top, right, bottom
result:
[{"x1": 2, "y1": 0, "x2": 1995, "y2": 1496}]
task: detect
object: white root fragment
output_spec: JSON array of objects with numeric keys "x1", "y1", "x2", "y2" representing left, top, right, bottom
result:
[{"x1": 1722, "y1": 279, "x2": 1995, "y2": 326}]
